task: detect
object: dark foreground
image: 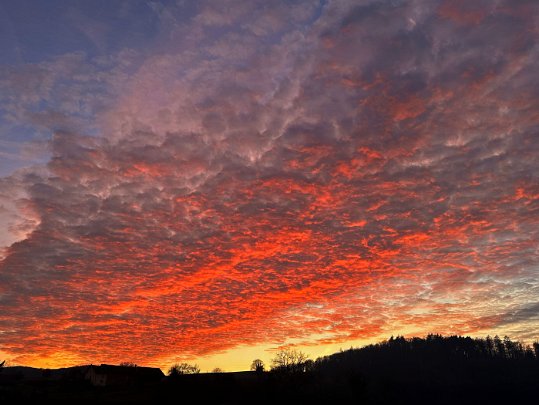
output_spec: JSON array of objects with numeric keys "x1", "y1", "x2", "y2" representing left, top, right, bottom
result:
[{"x1": 1, "y1": 335, "x2": 538, "y2": 404}]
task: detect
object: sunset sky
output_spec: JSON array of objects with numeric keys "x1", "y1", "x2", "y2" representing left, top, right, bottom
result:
[{"x1": 1, "y1": 0, "x2": 538, "y2": 372}]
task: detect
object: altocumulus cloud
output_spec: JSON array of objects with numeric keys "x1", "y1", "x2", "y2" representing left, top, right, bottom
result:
[{"x1": 0, "y1": 0, "x2": 539, "y2": 367}]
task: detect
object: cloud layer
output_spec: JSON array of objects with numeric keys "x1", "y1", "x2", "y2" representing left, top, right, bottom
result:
[{"x1": 1, "y1": 0, "x2": 538, "y2": 368}]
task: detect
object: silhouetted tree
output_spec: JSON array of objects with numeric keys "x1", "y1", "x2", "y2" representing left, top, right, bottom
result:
[
  {"x1": 485, "y1": 335, "x2": 494, "y2": 357},
  {"x1": 250, "y1": 359, "x2": 265, "y2": 373},
  {"x1": 303, "y1": 359, "x2": 315, "y2": 372},
  {"x1": 212, "y1": 367, "x2": 223, "y2": 373},
  {"x1": 271, "y1": 348, "x2": 309, "y2": 373},
  {"x1": 533, "y1": 341, "x2": 539, "y2": 359},
  {"x1": 168, "y1": 362, "x2": 200, "y2": 376}
]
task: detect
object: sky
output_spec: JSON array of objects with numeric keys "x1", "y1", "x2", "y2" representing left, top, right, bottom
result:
[{"x1": 0, "y1": 0, "x2": 538, "y2": 372}]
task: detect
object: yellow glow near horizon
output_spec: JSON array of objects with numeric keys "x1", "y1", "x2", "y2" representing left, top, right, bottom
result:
[{"x1": 4, "y1": 321, "x2": 537, "y2": 373}]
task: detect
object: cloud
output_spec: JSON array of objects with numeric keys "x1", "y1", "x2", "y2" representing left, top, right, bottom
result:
[
  {"x1": 499, "y1": 302, "x2": 539, "y2": 326},
  {"x1": 0, "y1": 0, "x2": 538, "y2": 368}
]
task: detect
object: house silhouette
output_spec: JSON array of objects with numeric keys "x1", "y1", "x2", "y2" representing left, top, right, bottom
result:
[{"x1": 85, "y1": 364, "x2": 164, "y2": 386}]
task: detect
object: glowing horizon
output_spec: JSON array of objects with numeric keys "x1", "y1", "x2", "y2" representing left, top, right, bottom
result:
[{"x1": 1, "y1": 0, "x2": 538, "y2": 372}]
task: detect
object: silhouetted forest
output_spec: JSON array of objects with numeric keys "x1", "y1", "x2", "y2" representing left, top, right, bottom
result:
[{"x1": 1, "y1": 335, "x2": 538, "y2": 404}]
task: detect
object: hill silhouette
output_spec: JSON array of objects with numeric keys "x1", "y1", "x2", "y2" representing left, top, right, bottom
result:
[{"x1": 1, "y1": 335, "x2": 538, "y2": 404}]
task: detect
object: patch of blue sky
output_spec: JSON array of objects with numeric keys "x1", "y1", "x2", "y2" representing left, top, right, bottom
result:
[{"x1": 0, "y1": 0, "x2": 163, "y2": 65}]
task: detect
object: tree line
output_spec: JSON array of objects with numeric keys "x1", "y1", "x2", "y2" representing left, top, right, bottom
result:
[
  {"x1": 2, "y1": 335, "x2": 538, "y2": 403},
  {"x1": 166, "y1": 334, "x2": 539, "y2": 376}
]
